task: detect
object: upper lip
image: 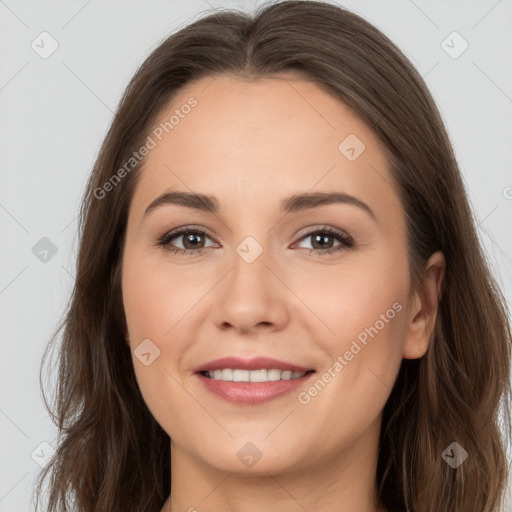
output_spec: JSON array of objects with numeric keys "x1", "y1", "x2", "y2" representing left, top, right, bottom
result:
[{"x1": 194, "y1": 356, "x2": 314, "y2": 373}]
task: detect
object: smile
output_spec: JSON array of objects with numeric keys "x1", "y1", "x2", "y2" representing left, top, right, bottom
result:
[
  {"x1": 200, "y1": 368, "x2": 310, "y2": 382},
  {"x1": 196, "y1": 369, "x2": 316, "y2": 405}
]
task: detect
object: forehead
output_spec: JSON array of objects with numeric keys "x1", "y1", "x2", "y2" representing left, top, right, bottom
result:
[
  {"x1": 153, "y1": 72, "x2": 384, "y2": 159},
  {"x1": 130, "y1": 73, "x2": 400, "y2": 226}
]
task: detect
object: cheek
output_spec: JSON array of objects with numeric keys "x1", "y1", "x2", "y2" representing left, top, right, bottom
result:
[
  {"x1": 122, "y1": 253, "x2": 179, "y2": 408},
  {"x1": 122, "y1": 250, "x2": 202, "y2": 342},
  {"x1": 122, "y1": 249, "x2": 218, "y2": 433},
  {"x1": 296, "y1": 253, "x2": 408, "y2": 342},
  {"x1": 295, "y1": 291, "x2": 407, "y2": 452},
  {"x1": 301, "y1": 253, "x2": 409, "y2": 398}
]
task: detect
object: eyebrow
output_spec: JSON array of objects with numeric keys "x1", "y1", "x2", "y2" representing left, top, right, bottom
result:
[{"x1": 143, "y1": 189, "x2": 376, "y2": 221}]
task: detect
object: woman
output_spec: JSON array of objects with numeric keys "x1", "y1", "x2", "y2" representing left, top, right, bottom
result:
[{"x1": 33, "y1": 1, "x2": 511, "y2": 511}]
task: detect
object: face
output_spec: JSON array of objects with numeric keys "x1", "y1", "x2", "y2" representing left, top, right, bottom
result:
[{"x1": 121, "y1": 72, "x2": 425, "y2": 477}]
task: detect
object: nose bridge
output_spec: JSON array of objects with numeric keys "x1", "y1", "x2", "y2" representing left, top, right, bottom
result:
[
  {"x1": 228, "y1": 233, "x2": 275, "y2": 304},
  {"x1": 233, "y1": 236, "x2": 271, "y2": 286}
]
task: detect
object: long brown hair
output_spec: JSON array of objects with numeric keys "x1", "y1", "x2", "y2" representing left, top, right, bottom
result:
[{"x1": 33, "y1": 1, "x2": 511, "y2": 510}]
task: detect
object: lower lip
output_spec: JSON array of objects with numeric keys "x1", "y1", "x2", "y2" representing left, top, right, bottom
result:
[{"x1": 196, "y1": 372, "x2": 315, "y2": 405}]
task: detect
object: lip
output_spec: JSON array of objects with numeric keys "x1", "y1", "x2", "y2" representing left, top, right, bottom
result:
[
  {"x1": 193, "y1": 356, "x2": 313, "y2": 373},
  {"x1": 196, "y1": 372, "x2": 315, "y2": 405},
  {"x1": 193, "y1": 356, "x2": 316, "y2": 405}
]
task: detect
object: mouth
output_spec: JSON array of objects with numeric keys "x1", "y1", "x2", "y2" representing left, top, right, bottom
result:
[
  {"x1": 193, "y1": 356, "x2": 316, "y2": 405},
  {"x1": 199, "y1": 368, "x2": 314, "y2": 382}
]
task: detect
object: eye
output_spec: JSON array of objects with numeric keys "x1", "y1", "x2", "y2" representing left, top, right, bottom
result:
[
  {"x1": 156, "y1": 227, "x2": 217, "y2": 255},
  {"x1": 294, "y1": 226, "x2": 354, "y2": 255},
  {"x1": 156, "y1": 225, "x2": 354, "y2": 256}
]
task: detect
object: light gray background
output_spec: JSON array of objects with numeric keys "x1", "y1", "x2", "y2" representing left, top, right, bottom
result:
[{"x1": 1, "y1": 1, "x2": 511, "y2": 510}]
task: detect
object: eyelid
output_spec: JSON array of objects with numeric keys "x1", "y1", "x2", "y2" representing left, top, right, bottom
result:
[
  {"x1": 157, "y1": 225, "x2": 219, "y2": 247},
  {"x1": 156, "y1": 224, "x2": 354, "y2": 257},
  {"x1": 292, "y1": 225, "x2": 354, "y2": 250},
  {"x1": 294, "y1": 224, "x2": 351, "y2": 240}
]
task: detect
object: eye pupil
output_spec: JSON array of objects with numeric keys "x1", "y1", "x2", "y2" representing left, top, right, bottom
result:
[
  {"x1": 312, "y1": 233, "x2": 333, "y2": 250},
  {"x1": 184, "y1": 232, "x2": 204, "y2": 249}
]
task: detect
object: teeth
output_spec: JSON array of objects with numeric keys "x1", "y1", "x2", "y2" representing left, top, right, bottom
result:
[{"x1": 204, "y1": 369, "x2": 307, "y2": 382}]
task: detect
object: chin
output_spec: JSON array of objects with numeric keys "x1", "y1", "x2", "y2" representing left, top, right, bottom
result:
[{"x1": 183, "y1": 438, "x2": 307, "y2": 476}]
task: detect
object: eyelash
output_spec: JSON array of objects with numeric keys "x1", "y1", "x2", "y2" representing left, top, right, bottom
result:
[{"x1": 156, "y1": 225, "x2": 354, "y2": 257}]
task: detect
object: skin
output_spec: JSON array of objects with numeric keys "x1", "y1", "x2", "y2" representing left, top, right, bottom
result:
[{"x1": 121, "y1": 72, "x2": 445, "y2": 512}]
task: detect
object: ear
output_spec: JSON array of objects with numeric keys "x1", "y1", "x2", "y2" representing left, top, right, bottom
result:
[{"x1": 403, "y1": 251, "x2": 446, "y2": 359}]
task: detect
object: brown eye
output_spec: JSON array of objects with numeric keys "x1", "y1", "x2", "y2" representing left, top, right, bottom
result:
[
  {"x1": 295, "y1": 227, "x2": 354, "y2": 255},
  {"x1": 156, "y1": 225, "x2": 354, "y2": 257},
  {"x1": 157, "y1": 228, "x2": 216, "y2": 255}
]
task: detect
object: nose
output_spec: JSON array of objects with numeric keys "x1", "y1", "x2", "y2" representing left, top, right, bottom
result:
[{"x1": 211, "y1": 247, "x2": 290, "y2": 335}]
